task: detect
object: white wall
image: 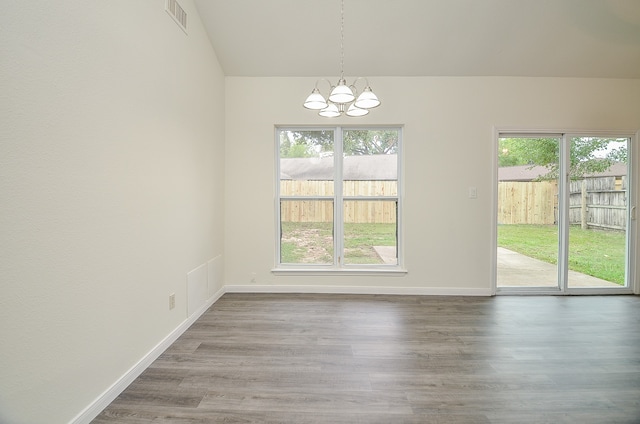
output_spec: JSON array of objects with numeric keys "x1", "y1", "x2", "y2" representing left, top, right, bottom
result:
[
  {"x1": 0, "y1": 1, "x2": 225, "y2": 423},
  {"x1": 225, "y1": 76, "x2": 640, "y2": 293}
]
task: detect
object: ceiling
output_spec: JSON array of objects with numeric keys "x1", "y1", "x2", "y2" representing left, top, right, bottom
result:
[{"x1": 193, "y1": 0, "x2": 640, "y2": 79}]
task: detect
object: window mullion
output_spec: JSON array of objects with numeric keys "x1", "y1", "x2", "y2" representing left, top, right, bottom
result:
[{"x1": 335, "y1": 127, "x2": 344, "y2": 268}]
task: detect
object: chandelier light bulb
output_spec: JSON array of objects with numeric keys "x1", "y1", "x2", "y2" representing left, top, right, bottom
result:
[
  {"x1": 354, "y1": 86, "x2": 381, "y2": 109},
  {"x1": 346, "y1": 103, "x2": 369, "y2": 117},
  {"x1": 329, "y1": 79, "x2": 355, "y2": 104},
  {"x1": 319, "y1": 103, "x2": 341, "y2": 118},
  {"x1": 303, "y1": 88, "x2": 328, "y2": 110}
]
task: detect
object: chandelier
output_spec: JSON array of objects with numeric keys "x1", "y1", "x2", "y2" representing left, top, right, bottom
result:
[{"x1": 303, "y1": 0, "x2": 381, "y2": 118}]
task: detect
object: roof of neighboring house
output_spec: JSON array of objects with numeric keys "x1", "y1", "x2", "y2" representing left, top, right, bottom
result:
[
  {"x1": 280, "y1": 154, "x2": 397, "y2": 180},
  {"x1": 498, "y1": 165, "x2": 552, "y2": 182},
  {"x1": 498, "y1": 162, "x2": 627, "y2": 181},
  {"x1": 281, "y1": 155, "x2": 627, "y2": 182}
]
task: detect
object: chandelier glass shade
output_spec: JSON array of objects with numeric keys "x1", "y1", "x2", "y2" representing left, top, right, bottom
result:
[
  {"x1": 303, "y1": 0, "x2": 380, "y2": 118},
  {"x1": 304, "y1": 77, "x2": 380, "y2": 117}
]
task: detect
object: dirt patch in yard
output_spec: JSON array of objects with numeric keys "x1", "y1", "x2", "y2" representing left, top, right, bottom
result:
[{"x1": 282, "y1": 228, "x2": 333, "y2": 263}]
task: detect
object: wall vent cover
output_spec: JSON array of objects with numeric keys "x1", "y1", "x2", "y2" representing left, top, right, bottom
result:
[{"x1": 166, "y1": 0, "x2": 187, "y2": 34}]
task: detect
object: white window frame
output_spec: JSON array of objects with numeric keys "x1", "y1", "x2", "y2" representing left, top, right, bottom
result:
[{"x1": 273, "y1": 126, "x2": 405, "y2": 275}]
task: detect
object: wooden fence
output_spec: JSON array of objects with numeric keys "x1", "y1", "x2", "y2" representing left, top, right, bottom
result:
[
  {"x1": 280, "y1": 180, "x2": 397, "y2": 197},
  {"x1": 282, "y1": 178, "x2": 627, "y2": 228},
  {"x1": 569, "y1": 176, "x2": 627, "y2": 231},
  {"x1": 498, "y1": 176, "x2": 627, "y2": 230},
  {"x1": 280, "y1": 180, "x2": 397, "y2": 223},
  {"x1": 497, "y1": 181, "x2": 558, "y2": 225}
]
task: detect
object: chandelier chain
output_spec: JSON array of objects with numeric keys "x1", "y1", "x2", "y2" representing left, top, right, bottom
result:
[{"x1": 340, "y1": 0, "x2": 344, "y2": 79}]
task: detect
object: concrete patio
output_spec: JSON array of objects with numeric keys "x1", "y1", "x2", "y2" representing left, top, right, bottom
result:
[
  {"x1": 497, "y1": 247, "x2": 620, "y2": 288},
  {"x1": 373, "y1": 246, "x2": 621, "y2": 288}
]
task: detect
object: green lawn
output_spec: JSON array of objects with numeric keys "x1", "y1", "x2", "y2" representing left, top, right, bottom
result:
[
  {"x1": 498, "y1": 224, "x2": 625, "y2": 285},
  {"x1": 281, "y1": 222, "x2": 396, "y2": 264},
  {"x1": 344, "y1": 223, "x2": 397, "y2": 264},
  {"x1": 282, "y1": 222, "x2": 626, "y2": 285}
]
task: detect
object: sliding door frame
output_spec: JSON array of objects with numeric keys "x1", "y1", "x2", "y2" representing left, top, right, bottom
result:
[{"x1": 492, "y1": 129, "x2": 638, "y2": 295}]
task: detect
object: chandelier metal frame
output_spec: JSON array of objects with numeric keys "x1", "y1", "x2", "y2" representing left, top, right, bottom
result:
[{"x1": 303, "y1": 0, "x2": 381, "y2": 118}]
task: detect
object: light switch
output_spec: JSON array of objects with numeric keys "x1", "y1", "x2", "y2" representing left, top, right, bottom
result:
[{"x1": 468, "y1": 186, "x2": 477, "y2": 199}]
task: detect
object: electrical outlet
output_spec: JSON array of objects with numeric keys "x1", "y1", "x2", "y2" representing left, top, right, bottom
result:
[
  {"x1": 169, "y1": 293, "x2": 175, "y2": 310},
  {"x1": 250, "y1": 272, "x2": 257, "y2": 284}
]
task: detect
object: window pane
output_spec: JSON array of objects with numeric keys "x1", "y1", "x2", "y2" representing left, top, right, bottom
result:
[
  {"x1": 343, "y1": 200, "x2": 397, "y2": 265},
  {"x1": 497, "y1": 137, "x2": 560, "y2": 288},
  {"x1": 342, "y1": 129, "x2": 398, "y2": 197},
  {"x1": 280, "y1": 130, "x2": 334, "y2": 196},
  {"x1": 280, "y1": 200, "x2": 333, "y2": 265},
  {"x1": 568, "y1": 137, "x2": 628, "y2": 288}
]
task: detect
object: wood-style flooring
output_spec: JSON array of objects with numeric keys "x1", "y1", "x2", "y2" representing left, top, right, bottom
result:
[{"x1": 92, "y1": 294, "x2": 640, "y2": 423}]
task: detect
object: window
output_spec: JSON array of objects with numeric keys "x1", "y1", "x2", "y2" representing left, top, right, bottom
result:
[{"x1": 276, "y1": 127, "x2": 402, "y2": 270}]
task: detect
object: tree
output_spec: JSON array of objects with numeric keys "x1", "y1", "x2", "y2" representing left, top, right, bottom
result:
[
  {"x1": 279, "y1": 130, "x2": 333, "y2": 158},
  {"x1": 498, "y1": 137, "x2": 627, "y2": 179},
  {"x1": 280, "y1": 129, "x2": 398, "y2": 157},
  {"x1": 343, "y1": 130, "x2": 398, "y2": 155}
]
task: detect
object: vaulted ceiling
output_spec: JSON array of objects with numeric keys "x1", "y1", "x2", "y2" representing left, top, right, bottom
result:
[{"x1": 193, "y1": 0, "x2": 640, "y2": 79}]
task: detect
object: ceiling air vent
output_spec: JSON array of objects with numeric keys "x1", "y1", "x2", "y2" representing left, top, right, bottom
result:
[{"x1": 166, "y1": 0, "x2": 187, "y2": 34}]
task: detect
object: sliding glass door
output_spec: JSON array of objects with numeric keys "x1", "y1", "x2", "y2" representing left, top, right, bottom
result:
[
  {"x1": 496, "y1": 133, "x2": 634, "y2": 293},
  {"x1": 566, "y1": 136, "x2": 630, "y2": 290}
]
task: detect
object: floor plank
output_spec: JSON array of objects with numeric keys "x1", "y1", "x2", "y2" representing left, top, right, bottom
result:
[{"x1": 92, "y1": 294, "x2": 640, "y2": 423}]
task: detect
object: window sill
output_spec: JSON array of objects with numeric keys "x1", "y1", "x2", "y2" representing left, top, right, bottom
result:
[{"x1": 271, "y1": 267, "x2": 408, "y2": 276}]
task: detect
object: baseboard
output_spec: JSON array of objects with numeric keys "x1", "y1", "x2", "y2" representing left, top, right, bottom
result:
[
  {"x1": 70, "y1": 287, "x2": 226, "y2": 424},
  {"x1": 224, "y1": 284, "x2": 492, "y2": 296}
]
